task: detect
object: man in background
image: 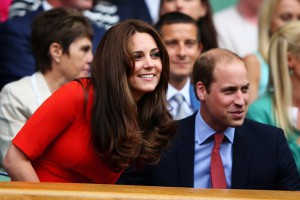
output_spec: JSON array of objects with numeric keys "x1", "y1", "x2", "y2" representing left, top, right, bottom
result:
[{"x1": 155, "y1": 12, "x2": 202, "y2": 119}]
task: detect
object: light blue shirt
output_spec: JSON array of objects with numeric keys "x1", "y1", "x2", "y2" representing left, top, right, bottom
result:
[{"x1": 194, "y1": 110, "x2": 234, "y2": 188}]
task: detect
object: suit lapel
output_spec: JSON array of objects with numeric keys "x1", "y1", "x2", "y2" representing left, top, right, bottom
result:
[
  {"x1": 231, "y1": 121, "x2": 250, "y2": 189},
  {"x1": 177, "y1": 113, "x2": 197, "y2": 187}
]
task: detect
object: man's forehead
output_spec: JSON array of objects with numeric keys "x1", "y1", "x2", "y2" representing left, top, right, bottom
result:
[
  {"x1": 212, "y1": 61, "x2": 248, "y2": 82},
  {"x1": 161, "y1": 23, "x2": 197, "y2": 34},
  {"x1": 214, "y1": 60, "x2": 246, "y2": 73}
]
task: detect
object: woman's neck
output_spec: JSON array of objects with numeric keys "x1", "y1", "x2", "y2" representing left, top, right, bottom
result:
[{"x1": 43, "y1": 71, "x2": 68, "y2": 93}]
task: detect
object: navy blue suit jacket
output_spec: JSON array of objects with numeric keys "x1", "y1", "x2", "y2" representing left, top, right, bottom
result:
[
  {"x1": 0, "y1": 6, "x2": 105, "y2": 90},
  {"x1": 118, "y1": 113, "x2": 300, "y2": 190}
]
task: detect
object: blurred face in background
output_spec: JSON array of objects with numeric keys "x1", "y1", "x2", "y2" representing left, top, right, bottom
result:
[
  {"x1": 160, "y1": 0, "x2": 207, "y2": 21},
  {"x1": 271, "y1": 0, "x2": 300, "y2": 34},
  {"x1": 58, "y1": 0, "x2": 93, "y2": 10},
  {"x1": 160, "y1": 23, "x2": 201, "y2": 82},
  {"x1": 241, "y1": 0, "x2": 263, "y2": 11},
  {"x1": 59, "y1": 36, "x2": 93, "y2": 79}
]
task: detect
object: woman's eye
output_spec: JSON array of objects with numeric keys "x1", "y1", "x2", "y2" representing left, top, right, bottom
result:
[
  {"x1": 134, "y1": 54, "x2": 142, "y2": 60},
  {"x1": 81, "y1": 46, "x2": 91, "y2": 53},
  {"x1": 151, "y1": 52, "x2": 160, "y2": 58}
]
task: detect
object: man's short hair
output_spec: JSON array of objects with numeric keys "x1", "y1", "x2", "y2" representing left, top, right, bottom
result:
[
  {"x1": 193, "y1": 48, "x2": 244, "y2": 93},
  {"x1": 155, "y1": 11, "x2": 201, "y2": 43}
]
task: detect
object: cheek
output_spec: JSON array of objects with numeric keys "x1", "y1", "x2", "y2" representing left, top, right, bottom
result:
[
  {"x1": 188, "y1": 49, "x2": 199, "y2": 60},
  {"x1": 271, "y1": 18, "x2": 284, "y2": 34},
  {"x1": 157, "y1": 62, "x2": 163, "y2": 76},
  {"x1": 190, "y1": 7, "x2": 202, "y2": 20},
  {"x1": 212, "y1": 95, "x2": 232, "y2": 109},
  {"x1": 243, "y1": 94, "x2": 250, "y2": 105},
  {"x1": 162, "y1": 4, "x2": 176, "y2": 12},
  {"x1": 166, "y1": 48, "x2": 176, "y2": 59}
]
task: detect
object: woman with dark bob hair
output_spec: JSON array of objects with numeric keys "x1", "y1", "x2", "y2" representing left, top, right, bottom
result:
[{"x1": 3, "y1": 19, "x2": 176, "y2": 183}]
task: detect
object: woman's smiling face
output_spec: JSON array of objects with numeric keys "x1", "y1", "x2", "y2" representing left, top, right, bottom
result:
[{"x1": 128, "y1": 32, "x2": 162, "y2": 101}]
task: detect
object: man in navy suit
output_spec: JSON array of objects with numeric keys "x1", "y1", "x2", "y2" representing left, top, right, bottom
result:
[
  {"x1": 118, "y1": 48, "x2": 300, "y2": 190},
  {"x1": 155, "y1": 12, "x2": 201, "y2": 120},
  {"x1": 0, "y1": 0, "x2": 105, "y2": 90}
]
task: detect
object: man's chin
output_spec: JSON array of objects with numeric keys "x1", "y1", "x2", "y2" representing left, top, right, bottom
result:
[{"x1": 230, "y1": 118, "x2": 245, "y2": 127}]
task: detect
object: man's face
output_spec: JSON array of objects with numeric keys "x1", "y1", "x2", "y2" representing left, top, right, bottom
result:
[
  {"x1": 161, "y1": 0, "x2": 207, "y2": 21},
  {"x1": 196, "y1": 61, "x2": 250, "y2": 132},
  {"x1": 161, "y1": 23, "x2": 201, "y2": 82}
]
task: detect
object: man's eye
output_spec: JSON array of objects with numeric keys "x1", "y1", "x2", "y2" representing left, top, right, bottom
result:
[
  {"x1": 242, "y1": 87, "x2": 249, "y2": 93},
  {"x1": 224, "y1": 91, "x2": 234, "y2": 94}
]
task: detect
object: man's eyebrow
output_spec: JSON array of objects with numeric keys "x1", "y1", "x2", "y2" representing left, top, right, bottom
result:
[
  {"x1": 242, "y1": 83, "x2": 250, "y2": 88},
  {"x1": 220, "y1": 83, "x2": 249, "y2": 92},
  {"x1": 220, "y1": 86, "x2": 237, "y2": 92}
]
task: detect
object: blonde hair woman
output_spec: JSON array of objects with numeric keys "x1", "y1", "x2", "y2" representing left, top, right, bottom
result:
[
  {"x1": 247, "y1": 21, "x2": 300, "y2": 173},
  {"x1": 244, "y1": 0, "x2": 300, "y2": 103}
]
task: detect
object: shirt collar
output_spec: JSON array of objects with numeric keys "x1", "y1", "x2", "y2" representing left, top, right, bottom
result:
[
  {"x1": 195, "y1": 110, "x2": 235, "y2": 145},
  {"x1": 167, "y1": 78, "x2": 191, "y2": 104}
]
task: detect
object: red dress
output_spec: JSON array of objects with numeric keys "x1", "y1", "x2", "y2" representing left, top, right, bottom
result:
[{"x1": 13, "y1": 79, "x2": 123, "y2": 183}]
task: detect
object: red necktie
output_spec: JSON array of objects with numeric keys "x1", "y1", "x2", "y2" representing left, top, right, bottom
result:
[{"x1": 210, "y1": 133, "x2": 227, "y2": 189}]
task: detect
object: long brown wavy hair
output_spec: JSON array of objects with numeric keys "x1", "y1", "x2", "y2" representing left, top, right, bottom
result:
[{"x1": 88, "y1": 19, "x2": 176, "y2": 171}]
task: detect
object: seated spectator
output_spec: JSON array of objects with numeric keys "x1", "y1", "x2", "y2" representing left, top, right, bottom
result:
[
  {"x1": 159, "y1": 0, "x2": 218, "y2": 52},
  {"x1": 244, "y1": 0, "x2": 300, "y2": 103},
  {"x1": 0, "y1": 7, "x2": 93, "y2": 171},
  {"x1": 247, "y1": 21, "x2": 300, "y2": 173},
  {"x1": 155, "y1": 12, "x2": 201, "y2": 119},
  {"x1": 3, "y1": 19, "x2": 176, "y2": 182},
  {"x1": 213, "y1": 0, "x2": 262, "y2": 57},
  {"x1": 118, "y1": 48, "x2": 300, "y2": 190},
  {"x1": 0, "y1": 0, "x2": 106, "y2": 90}
]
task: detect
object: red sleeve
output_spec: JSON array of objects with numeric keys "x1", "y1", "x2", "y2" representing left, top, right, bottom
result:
[{"x1": 12, "y1": 80, "x2": 87, "y2": 160}]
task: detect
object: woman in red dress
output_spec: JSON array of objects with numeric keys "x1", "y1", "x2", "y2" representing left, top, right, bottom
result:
[{"x1": 3, "y1": 17, "x2": 176, "y2": 183}]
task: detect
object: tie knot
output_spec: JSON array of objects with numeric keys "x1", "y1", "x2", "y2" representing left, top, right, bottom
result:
[
  {"x1": 213, "y1": 133, "x2": 224, "y2": 149},
  {"x1": 174, "y1": 93, "x2": 184, "y2": 104}
]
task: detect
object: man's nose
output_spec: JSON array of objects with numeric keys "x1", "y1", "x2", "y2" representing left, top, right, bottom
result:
[
  {"x1": 177, "y1": 44, "x2": 186, "y2": 57},
  {"x1": 175, "y1": 0, "x2": 184, "y2": 10},
  {"x1": 234, "y1": 91, "x2": 245, "y2": 105}
]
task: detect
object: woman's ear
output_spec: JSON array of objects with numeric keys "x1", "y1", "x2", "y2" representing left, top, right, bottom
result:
[
  {"x1": 196, "y1": 81, "x2": 207, "y2": 101},
  {"x1": 49, "y1": 42, "x2": 62, "y2": 64}
]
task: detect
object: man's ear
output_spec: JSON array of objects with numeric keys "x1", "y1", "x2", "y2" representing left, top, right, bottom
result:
[
  {"x1": 49, "y1": 42, "x2": 62, "y2": 64},
  {"x1": 196, "y1": 81, "x2": 207, "y2": 101},
  {"x1": 197, "y1": 43, "x2": 203, "y2": 56}
]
